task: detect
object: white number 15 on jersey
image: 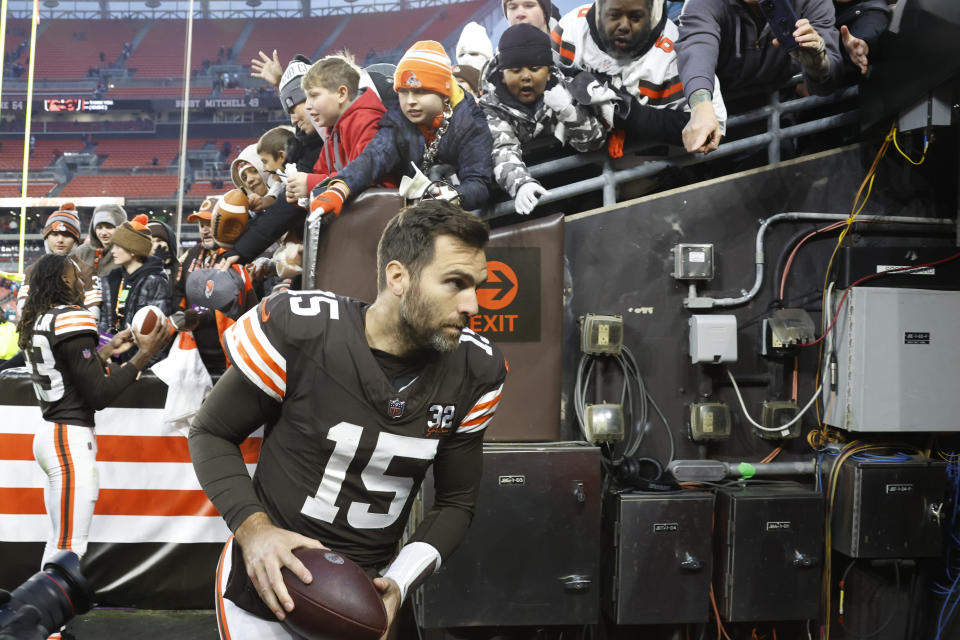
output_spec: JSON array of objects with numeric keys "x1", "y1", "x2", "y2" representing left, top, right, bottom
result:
[{"x1": 300, "y1": 422, "x2": 439, "y2": 529}]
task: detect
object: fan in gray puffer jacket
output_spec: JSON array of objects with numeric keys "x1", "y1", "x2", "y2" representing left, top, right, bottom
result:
[{"x1": 479, "y1": 23, "x2": 607, "y2": 215}]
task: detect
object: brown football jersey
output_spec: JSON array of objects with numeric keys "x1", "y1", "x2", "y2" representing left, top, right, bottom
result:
[
  {"x1": 24, "y1": 306, "x2": 101, "y2": 427},
  {"x1": 222, "y1": 290, "x2": 507, "y2": 567}
]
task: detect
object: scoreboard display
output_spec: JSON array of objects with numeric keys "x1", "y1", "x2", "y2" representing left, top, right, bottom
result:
[{"x1": 43, "y1": 98, "x2": 113, "y2": 112}]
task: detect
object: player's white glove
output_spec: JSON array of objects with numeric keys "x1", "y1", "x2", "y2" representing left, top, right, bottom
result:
[
  {"x1": 542, "y1": 84, "x2": 577, "y2": 122},
  {"x1": 514, "y1": 182, "x2": 549, "y2": 215}
]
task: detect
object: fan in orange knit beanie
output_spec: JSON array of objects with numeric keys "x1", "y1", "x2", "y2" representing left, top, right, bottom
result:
[{"x1": 394, "y1": 40, "x2": 454, "y2": 98}]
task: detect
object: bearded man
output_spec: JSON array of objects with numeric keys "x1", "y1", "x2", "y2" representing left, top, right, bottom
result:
[
  {"x1": 551, "y1": 0, "x2": 727, "y2": 151},
  {"x1": 189, "y1": 199, "x2": 508, "y2": 639}
]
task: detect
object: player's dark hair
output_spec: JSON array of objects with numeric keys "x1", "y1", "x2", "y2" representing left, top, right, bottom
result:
[
  {"x1": 17, "y1": 254, "x2": 77, "y2": 351},
  {"x1": 377, "y1": 200, "x2": 490, "y2": 291}
]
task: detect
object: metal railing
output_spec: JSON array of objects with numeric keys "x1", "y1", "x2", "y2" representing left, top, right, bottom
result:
[{"x1": 483, "y1": 85, "x2": 860, "y2": 219}]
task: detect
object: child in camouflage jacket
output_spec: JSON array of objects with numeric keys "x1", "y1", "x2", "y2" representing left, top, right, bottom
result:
[{"x1": 479, "y1": 23, "x2": 607, "y2": 215}]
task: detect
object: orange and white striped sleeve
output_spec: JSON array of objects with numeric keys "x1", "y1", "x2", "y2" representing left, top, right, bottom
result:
[
  {"x1": 53, "y1": 308, "x2": 98, "y2": 338},
  {"x1": 222, "y1": 303, "x2": 287, "y2": 402},
  {"x1": 456, "y1": 382, "x2": 504, "y2": 435}
]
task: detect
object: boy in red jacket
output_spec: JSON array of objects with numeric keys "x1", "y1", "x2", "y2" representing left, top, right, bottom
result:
[{"x1": 285, "y1": 55, "x2": 387, "y2": 202}]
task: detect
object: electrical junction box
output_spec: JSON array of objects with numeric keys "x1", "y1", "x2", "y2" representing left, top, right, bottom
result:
[
  {"x1": 757, "y1": 401, "x2": 800, "y2": 440},
  {"x1": 672, "y1": 243, "x2": 715, "y2": 280},
  {"x1": 584, "y1": 403, "x2": 624, "y2": 444},
  {"x1": 824, "y1": 287, "x2": 960, "y2": 432},
  {"x1": 689, "y1": 402, "x2": 731, "y2": 441},
  {"x1": 715, "y1": 484, "x2": 824, "y2": 621},
  {"x1": 580, "y1": 313, "x2": 623, "y2": 355},
  {"x1": 761, "y1": 308, "x2": 815, "y2": 356},
  {"x1": 415, "y1": 443, "x2": 601, "y2": 628},
  {"x1": 602, "y1": 490, "x2": 715, "y2": 624},
  {"x1": 832, "y1": 456, "x2": 946, "y2": 558},
  {"x1": 689, "y1": 315, "x2": 737, "y2": 364}
]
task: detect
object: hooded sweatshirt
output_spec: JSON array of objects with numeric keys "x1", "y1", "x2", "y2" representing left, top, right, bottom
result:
[
  {"x1": 305, "y1": 87, "x2": 387, "y2": 192},
  {"x1": 98, "y1": 255, "x2": 172, "y2": 336},
  {"x1": 676, "y1": 0, "x2": 842, "y2": 100},
  {"x1": 74, "y1": 204, "x2": 127, "y2": 278},
  {"x1": 231, "y1": 144, "x2": 283, "y2": 201}
]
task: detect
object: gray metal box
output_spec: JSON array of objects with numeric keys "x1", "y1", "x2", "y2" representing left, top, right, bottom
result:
[
  {"x1": 602, "y1": 491, "x2": 714, "y2": 624},
  {"x1": 825, "y1": 287, "x2": 960, "y2": 432},
  {"x1": 715, "y1": 485, "x2": 824, "y2": 621},
  {"x1": 414, "y1": 443, "x2": 601, "y2": 628},
  {"x1": 832, "y1": 456, "x2": 946, "y2": 558}
]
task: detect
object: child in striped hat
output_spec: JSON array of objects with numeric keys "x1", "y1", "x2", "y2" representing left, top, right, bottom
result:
[{"x1": 309, "y1": 40, "x2": 494, "y2": 215}]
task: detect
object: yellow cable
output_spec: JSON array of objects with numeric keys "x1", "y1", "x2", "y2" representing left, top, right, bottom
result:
[
  {"x1": 891, "y1": 125, "x2": 927, "y2": 166},
  {"x1": 814, "y1": 127, "x2": 892, "y2": 426}
]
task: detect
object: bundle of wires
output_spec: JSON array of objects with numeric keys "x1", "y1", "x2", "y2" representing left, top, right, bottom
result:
[
  {"x1": 573, "y1": 345, "x2": 674, "y2": 471},
  {"x1": 818, "y1": 442, "x2": 918, "y2": 639},
  {"x1": 933, "y1": 451, "x2": 960, "y2": 639}
]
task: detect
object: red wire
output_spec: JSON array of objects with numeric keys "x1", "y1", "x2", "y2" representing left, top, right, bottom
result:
[
  {"x1": 780, "y1": 221, "x2": 847, "y2": 300},
  {"x1": 800, "y1": 251, "x2": 960, "y2": 348}
]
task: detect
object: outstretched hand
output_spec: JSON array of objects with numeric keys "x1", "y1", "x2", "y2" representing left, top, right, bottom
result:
[
  {"x1": 840, "y1": 25, "x2": 869, "y2": 75},
  {"x1": 251, "y1": 50, "x2": 283, "y2": 87}
]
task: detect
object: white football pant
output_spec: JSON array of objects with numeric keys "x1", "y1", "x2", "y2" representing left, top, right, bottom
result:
[{"x1": 33, "y1": 422, "x2": 98, "y2": 567}]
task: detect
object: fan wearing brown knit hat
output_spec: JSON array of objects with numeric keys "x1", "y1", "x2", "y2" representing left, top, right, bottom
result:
[{"x1": 98, "y1": 214, "x2": 174, "y2": 360}]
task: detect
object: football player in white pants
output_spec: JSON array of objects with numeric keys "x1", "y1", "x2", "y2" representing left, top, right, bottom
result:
[{"x1": 17, "y1": 254, "x2": 170, "y2": 568}]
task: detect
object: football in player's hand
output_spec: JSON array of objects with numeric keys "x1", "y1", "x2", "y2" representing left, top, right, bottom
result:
[
  {"x1": 131, "y1": 305, "x2": 165, "y2": 344},
  {"x1": 281, "y1": 548, "x2": 387, "y2": 640}
]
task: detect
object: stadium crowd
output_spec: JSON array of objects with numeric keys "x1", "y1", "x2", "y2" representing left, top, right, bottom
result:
[{"x1": 1, "y1": 0, "x2": 889, "y2": 375}]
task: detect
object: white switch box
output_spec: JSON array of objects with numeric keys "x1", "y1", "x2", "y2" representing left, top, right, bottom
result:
[{"x1": 689, "y1": 315, "x2": 738, "y2": 363}]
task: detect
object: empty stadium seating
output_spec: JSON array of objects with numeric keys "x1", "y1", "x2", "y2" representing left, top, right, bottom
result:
[
  {"x1": 125, "y1": 19, "x2": 247, "y2": 78},
  {"x1": 7, "y1": 4, "x2": 485, "y2": 85},
  {"x1": 33, "y1": 19, "x2": 141, "y2": 79},
  {"x1": 94, "y1": 138, "x2": 182, "y2": 169},
  {"x1": 417, "y1": 1, "x2": 486, "y2": 43},
  {"x1": 58, "y1": 174, "x2": 180, "y2": 198},
  {"x1": 0, "y1": 139, "x2": 85, "y2": 170},
  {"x1": 4, "y1": 20, "x2": 29, "y2": 59},
  {"x1": 236, "y1": 16, "x2": 343, "y2": 66},
  {"x1": 0, "y1": 182, "x2": 57, "y2": 198}
]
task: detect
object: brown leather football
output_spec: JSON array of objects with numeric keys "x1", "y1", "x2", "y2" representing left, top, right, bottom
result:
[
  {"x1": 210, "y1": 188, "x2": 249, "y2": 248},
  {"x1": 281, "y1": 548, "x2": 388, "y2": 640}
]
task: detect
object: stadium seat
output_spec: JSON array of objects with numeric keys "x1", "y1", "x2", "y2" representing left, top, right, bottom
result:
[
  {"x1": 94, "y1": 138, "x2": 182, "y2": 169},
  {"x1": 58, "y1": 174, "x2": 181, "y2": 198}
]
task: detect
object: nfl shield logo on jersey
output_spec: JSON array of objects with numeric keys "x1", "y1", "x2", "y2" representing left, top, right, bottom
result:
[{"x1": 387, "y1": 398, "x2": 405, "y2": 419}]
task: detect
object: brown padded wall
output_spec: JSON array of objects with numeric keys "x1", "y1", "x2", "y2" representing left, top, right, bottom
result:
[{"x1": 311, "y1": 189, "x2": 563, "y2": 441}]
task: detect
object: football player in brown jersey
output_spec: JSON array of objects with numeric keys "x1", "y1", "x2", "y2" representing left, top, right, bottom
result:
[
  {"x1": 17, "y1": 253, "x2": 170, "y2": 568},
  {"x1": 190, "y1": 200, "x2": 508, "y2": 639}
]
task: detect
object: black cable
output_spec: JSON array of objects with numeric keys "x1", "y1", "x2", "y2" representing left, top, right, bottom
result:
[{"x1": 839, "y1": 559, "x2": 902, "y2": 639}]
